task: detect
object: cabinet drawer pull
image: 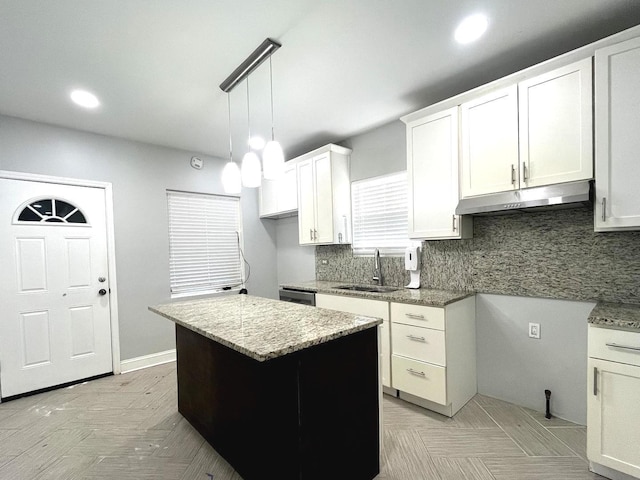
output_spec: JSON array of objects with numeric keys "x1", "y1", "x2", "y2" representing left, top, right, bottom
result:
[
  {"x1": 593, "y1": 366, "x2": 598, "y2": 396},
  {"x1": 407, "y1": 368, "x2": 426, "y2": 377},
  {"x1": 405, "y1": 313, "x2": 425, "y2": 320},
  {"x1": 511, "y1": 164, "x2": 516, "y2": 186},
  {"x1": 606, "y1": 342, "x2": 640, "y2": 352},
  {"x1": 406, "y1": 334, "x2": 426, "y2": 342}
]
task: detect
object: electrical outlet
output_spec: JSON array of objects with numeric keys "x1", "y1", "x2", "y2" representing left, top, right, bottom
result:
[{"x1": 529, "y1": 322, "x2": 541, "y2": 339}]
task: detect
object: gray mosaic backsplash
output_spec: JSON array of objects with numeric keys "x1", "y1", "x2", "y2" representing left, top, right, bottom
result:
[{"x1": 316, "y1": 206, "x2": 640, "y2": 304}]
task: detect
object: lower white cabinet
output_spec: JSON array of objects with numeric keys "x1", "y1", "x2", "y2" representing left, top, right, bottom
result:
[
  {"x1": 587, "y1": 325, "x2": 640, "y2": 479},
  {"x1": 315, "y1": 294, "x2": 391, "y2": 389},
  {"x1": 391, "y1": 296, "x2": 476, "y2": 417}
]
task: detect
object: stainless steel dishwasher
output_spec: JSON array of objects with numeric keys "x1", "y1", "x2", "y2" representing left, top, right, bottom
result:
[{"x1": 278, "y1": 287, "x2": 316, "y2": 306}]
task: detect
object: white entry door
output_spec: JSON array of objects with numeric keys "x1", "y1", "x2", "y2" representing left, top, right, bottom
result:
[{"x1": 0, "y1": 178, "x2": 113, "y2": 398}]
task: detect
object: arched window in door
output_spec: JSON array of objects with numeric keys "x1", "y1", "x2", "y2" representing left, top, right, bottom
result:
[{"x1": 15, "y1": 198, "x2": 87, "y2": 224}]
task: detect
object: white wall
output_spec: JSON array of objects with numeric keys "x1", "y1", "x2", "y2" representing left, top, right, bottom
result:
[
  {"x1": 0, "y1": 115, "x2": 278, "y2": 361},
  {"x1": 476, "y1": 294, "x2": 596, "y2": 425}
]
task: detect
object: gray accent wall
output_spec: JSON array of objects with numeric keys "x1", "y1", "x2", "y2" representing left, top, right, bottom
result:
[
  {"x1": 0, "y1": 115, "x2": 278, "y2": 361},
  {"x1": 274, "y1": 216, "x2": 315, "y2": 284}
]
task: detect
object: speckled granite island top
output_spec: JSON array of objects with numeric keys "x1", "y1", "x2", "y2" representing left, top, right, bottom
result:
[
  {"x1": 588, "y1": 302, "x2": 640, "y2": 331},
  {"x1": 149, "y1": 294, "x2": 382, "y2": 362},
  {"x1": 280, "y1": 280, "x2": 474, "y2": 307}
]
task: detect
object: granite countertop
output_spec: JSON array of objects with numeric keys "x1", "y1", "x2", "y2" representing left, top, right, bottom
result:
[
  {"x1": 149, "y1": 294, "x2": 382, "y2": 362},
  {"x1": 588, "y1": 302, "x2": 640, "y2": 331},
  {"x1": 280, "y1": 280, "x2": 474, "y2": 307}
]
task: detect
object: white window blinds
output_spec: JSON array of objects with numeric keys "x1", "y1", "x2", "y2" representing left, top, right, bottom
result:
[
  {"x1": 167, "y1": 190, "x2": 242, "y2": 297},
  {"x1": 351, "y1": 171, "x2": 410, "y2": 256}
]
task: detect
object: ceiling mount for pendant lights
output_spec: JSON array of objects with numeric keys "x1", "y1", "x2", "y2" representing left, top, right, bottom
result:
[{"x1": 219, "y1": 38, "x2": 283, "y2": 191}]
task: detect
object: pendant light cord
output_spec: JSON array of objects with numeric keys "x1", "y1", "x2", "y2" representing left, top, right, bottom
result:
[
  {"x1": 246, "y1": 78, "x2": 251, "y2": 142},
  {"x1": 227, "y1": 93, "x2": 233, "y2": 163},
  {"x1": 269, "y1": 56, "x2": 275, "y2": 141}
]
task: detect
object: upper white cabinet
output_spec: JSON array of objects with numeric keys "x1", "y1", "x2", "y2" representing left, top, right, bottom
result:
[
  {"x1": 519, "y1": 58, "x2": 593, "y2": 188},
  {"x1": 296, "y1": 144, "x2": 351, "y2": 245},
  {"x1": 460, "y1": 58, "x2": 593, "y2": 198},
  {"x1": 259, "y1": 161, "x2": 297, "y2": 218},
  {"x1": 460, "y1": 86, "x2": 519, "y2": 197},
  {"x1": 405, "y1": 107, "x2": 472, "y2": 239},
  {"x1": 594, "y1": 36, "x2": 640, "y2": 231}
]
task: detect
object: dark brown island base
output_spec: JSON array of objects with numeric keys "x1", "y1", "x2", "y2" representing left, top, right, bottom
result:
[{"x1": 149, "y1": 295, "x2": 382, "y2": 480}]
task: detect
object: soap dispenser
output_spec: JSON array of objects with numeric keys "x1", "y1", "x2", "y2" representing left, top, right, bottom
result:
[{"x1": 405, "y1": 244, "x2": 421, "y2": 289}]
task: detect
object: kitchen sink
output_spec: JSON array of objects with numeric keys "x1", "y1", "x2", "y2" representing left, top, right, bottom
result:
[{"x1": 335, "y1": 284, "x2": 399, "y2": 293}]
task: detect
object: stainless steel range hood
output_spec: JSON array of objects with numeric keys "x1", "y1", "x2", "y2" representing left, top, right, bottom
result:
[{"x1": 455, "y1": 180, "x2": 593, "y2": 216}]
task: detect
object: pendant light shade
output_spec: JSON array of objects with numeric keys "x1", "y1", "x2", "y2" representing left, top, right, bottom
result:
[
  {"x1": 263, "y1": 140, "x2": 284, "y2": 179},
  {"x1": 222, "y1": 161, "x2": 241, "y2": 194},
  {"x1": 241, "y1": 151, "x2": 261, "y2": 187}
]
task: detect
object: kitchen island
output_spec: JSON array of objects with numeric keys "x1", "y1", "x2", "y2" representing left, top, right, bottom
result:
[{"x1": 149, "y1": 294, "x2": 382, "y2": 480}]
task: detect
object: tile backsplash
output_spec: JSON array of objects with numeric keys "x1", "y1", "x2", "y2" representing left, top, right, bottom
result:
[{"x1": 316, "y1": 207, "x2": 640, "y2": 304}]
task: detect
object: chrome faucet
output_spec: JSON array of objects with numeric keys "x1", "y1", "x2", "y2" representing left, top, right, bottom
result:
[{"x1": 372, "y1": 248, "x2": 383, "y2": 285}]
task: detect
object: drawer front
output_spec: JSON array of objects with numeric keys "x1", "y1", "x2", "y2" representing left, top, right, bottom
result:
[
  {"x1": 589, "y1": 325, "x2": 640, "y2": 367},
  {"x1": 316, "y1": 294, "x2": 389, "y2": 320},
  {"x1": 391, "y1": 355, "x2": 447, "y2": 405},
  {"x1": 392, "y1": 323, "x2": 446, "y2": 366},
  {"x1": 391, "y1": 302, "x2": 445, "y2": 330}
]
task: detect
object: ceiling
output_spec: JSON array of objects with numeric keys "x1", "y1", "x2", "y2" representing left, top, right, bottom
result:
[{"x1": 2, "y1": 1, "x2": 640, "y2": 161}]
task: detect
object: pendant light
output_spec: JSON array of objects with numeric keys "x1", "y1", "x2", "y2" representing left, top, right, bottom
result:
[
  {"x1": 222, "y1": 93, "x2": 241, "y2": 194},
  {"x1": 262, "y1": 56, "x2": 285, "y2": 180},
  {"x1": 241, "y1": 78, "x2": 262, "y2": 188}
]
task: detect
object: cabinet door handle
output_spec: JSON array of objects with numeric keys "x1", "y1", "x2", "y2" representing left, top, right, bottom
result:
[
  {"x1": 313, "y1": 229, "x2": 318, "y2": 241},
  {"x1": 606, "y1": 342, "x2": 640, "y2": 352},
  {"x1": 405, "y1": 313, "x2": 425, "y2": 320},
  {"x1": 309, "y1": 228, "x2": 313, "y2": 241},
  {"x1": 407, "y1": 368, "x2": 426, "y2": 377},
  {"x1": 406, "y1": 334, "x2": 426, "y2": 342},
  {"x1": 522, "y1": 162, "x2": 528, "y2": 182},
  {"x1": 602, "y1": 197, "x2": 607, "y2": 222},
  {"x1": 452, "y1": 215, "x2": 457, "y2": 232},
  {"x1": 511, "y1": 164, "x2": 516, "y2": 186},
  {"x1": 593, "y1": 366, "x2": 598, "y2": 396}
]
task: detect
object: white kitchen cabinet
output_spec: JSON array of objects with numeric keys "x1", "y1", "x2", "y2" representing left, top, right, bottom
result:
[
  {"x1": 315, "y1": 293, "x2": 392, "y2": 389},
  {"x1": 460, "y1": 85, "x2": 519, "y2": 197},
  {"x1": 460, "y1": 59, "x2": 592, "y2": 198},
  {"x1": 259, "y1": 161, "x2": 297, "y2": 218},
  {"x1": 595, "y1": 36, "x2": 640, "y2": 231},
  {"x1": 404, "y1": 106, "x2": 472, "y2": 240},
  {"x1": 587, "y1": 325, "x2": 640, "y2": 479},
  {"x1": 519, "y1": 58, "x2": 592, "y2": 188},
  {"x1": 390, "y1": 296, "x2": 476, "y2": 417},
  {"x1": 296, "y1": 144, "x2": 351, "y2": 245}
]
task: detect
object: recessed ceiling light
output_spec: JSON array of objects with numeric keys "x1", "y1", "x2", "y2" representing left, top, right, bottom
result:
[
  {"x1": 455, "y1": 14, "x2": 488, "y2": 44},
  {"x1": 70, "y1": 89, "x2": 100, "y2": 109}
]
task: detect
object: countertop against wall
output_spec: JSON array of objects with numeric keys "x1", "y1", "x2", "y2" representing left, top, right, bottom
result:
[{"x1": 281, "y1": 280, "x2": 473, "y2": 307}]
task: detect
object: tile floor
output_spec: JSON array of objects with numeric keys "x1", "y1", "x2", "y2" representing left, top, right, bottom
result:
[{"x1": 0, "y1": 362, "x2": 604, "y2": 479}]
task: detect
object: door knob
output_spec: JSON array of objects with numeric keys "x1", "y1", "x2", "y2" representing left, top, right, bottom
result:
[{"x1": 98, "y1": 289, "x2": 107, "y2": 296}]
